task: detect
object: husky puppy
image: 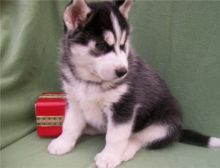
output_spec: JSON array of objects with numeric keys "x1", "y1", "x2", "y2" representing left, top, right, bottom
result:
[{"x1": 48, "y1": 0, "x2": 220, "y2": 167}]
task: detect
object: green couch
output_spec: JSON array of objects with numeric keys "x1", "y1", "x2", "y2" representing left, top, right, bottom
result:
[{"x1": 1, "y1": 0, "x2": 220, "y2": 168}]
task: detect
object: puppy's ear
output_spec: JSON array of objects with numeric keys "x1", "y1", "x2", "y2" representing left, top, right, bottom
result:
[
  {"x1": 64, "y1": 0, "x2": 91, "y2": 31},
  {"x1": 115, "y1": 0, "x2": 133, "y2": 19}
]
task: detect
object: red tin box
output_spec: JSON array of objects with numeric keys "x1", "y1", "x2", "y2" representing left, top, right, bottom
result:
[{"x1": 35, "y1": 92, "x2": 66, "y2": 137}]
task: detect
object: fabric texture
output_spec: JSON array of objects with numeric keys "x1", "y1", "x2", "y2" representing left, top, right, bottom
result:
[
  {"x1": 1, "y1": 0, "x2": 220, "y2": 167},
  {"x1": 1, "y1": 0, "x2": 63, "y2": 148},
  {"x1": 2, "y1": 132, "x2": 220, "y2": 168}
]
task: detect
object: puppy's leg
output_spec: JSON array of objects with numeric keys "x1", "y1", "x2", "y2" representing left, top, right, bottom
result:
[
  {"x1": 95, "y1": 118, "x2": 132, "y2": 168},
  {"x1": 48, "y1": 100, "x2": 86, "y2": 155},
  {"x1": 122, "y1": 137, "x2": 142, "y2": 162},
  {"x1": 122, "y1": 124, "x2": 173, "y2": 162},
  {"x1": 138, "y1": 124, "x2": 176, "y2": 149},
  {"x1": 83, "y1": 125, "x2": 103, "y2": 136}
]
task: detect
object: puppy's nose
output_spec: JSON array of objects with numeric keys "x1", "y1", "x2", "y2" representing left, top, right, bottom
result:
[{"x1": 115, "y1": 68, "x2": 127, "y2": 78}]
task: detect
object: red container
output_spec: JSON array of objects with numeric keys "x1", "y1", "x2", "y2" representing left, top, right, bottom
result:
[{"x1": 35, "y1": 92, "x2": 66, "y2": 137}]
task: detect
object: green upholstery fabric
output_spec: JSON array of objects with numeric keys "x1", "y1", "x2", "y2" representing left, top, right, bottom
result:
[
  {"x1": 130, "y1": 1, "x2": 220, "y2": 136},
  {"x1": 0, "y1": 0, "x2": 63, "y2": 148},
  {"x1": 1, "y1": 0, "x2": 220, "y2": 168},
  {"x1": 2, "y1": 132, "x2": 220, "y2": 168}
]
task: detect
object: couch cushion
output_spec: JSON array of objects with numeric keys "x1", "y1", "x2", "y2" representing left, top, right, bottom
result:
[
  {"x1": 1, "y1": 132, "x2": 220, "y2": 168},
  {"x1": 1, "y1": 0, "x2": 220, "y2": 150}
]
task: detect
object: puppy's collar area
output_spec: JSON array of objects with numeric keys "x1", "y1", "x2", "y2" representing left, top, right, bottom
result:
[{"x1": 72, "y1": 68, "x2": 127, "y2": 91}]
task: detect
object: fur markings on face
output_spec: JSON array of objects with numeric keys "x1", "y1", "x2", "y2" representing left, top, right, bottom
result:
[{"x1": 64, "y1": 1, "x2": 131, "y2": 83}]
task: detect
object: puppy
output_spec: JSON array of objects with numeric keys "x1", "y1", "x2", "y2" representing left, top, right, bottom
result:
[{"x1": 48, "y1": 0, "x2": 220, "y2": 168}]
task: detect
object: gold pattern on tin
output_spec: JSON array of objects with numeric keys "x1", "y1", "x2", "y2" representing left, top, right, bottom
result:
[
  {"x1": 39, "y1": 94, "x2": 66, "y2": 99},
  {"x1": 36, "y1": 116, "x2": 64, "y2": 126}
]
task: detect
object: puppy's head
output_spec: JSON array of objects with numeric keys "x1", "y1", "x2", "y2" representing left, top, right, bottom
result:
[{"x1": 63, "y1": 0, "x2": 133, "y2": 83}]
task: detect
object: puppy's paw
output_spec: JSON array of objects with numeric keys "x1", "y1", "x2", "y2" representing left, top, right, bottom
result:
[
  {"x1": 122, "y1": 149, "x2": 135, "y2": 162},
  {"x1": 95, "y1": 151, "x2": 121, "y2": 168},
  {"x1": 47, "y1": 137, "x2": 75, "y2": 155}
]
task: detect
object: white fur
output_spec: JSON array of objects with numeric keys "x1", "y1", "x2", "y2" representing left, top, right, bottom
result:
[
  {"x1": 49, "y1": 76, "x2": 169, "y2": 167},
  {"x1": 78, "y1": 13, "x2": 128, "y2": 83},
  {"x1": 63, "y1": 77, "x2": 129, "y2": 131},
  {"x1": 122, "y1": 137, "x2": 142, "y2": 162},
  {"x1": 208, "y1": 137, "x2": 220, "y2": 148},
  {"x1": 48, "y1": 98, "x2": 86, "y2": 155},
  {"x1": 95, "y1": 104, "x2": 140, "y2": 167},
  {"x1": 120, "y1": 31, "x2": 126, "y2": 45},
  {"x1": 48, "y1": 78, "x2": 129, "y2": 158},
  {"x1": 50, "y1": 3, "x2": 140, "y2": 167},
  {"x1": 79, "y1": 84, "x2": 129, "y2": 131},
  {"x1": 133, "y1": 104, "x2": 141, "y2": 113},
  {"x1": 110, "y1": 13, "x2": 128, "y2": 57},
  {"x1": 61, "y1": 67, "x2": 75, "y2": 83},
  {"x1": 111, "y1": 13, "x2": 121, "y2": 45},
  {"x1": 95, "y1": 112, "x2": 133, "y2": 168},
  {"x1": 66, "y1": 13, "x2": 130, "y2": 83},
  {"x1": 70, "y1": 42, "x2": 103, "y2": 82},
  {"x1": 121, "y1": 123, "x2": 168, "y2": 162},
  {"x1": 104, "y1": 31, "x2": 115, "y2": 46},
  {"x1": 93, "y1": 13, "x2": 130, "y2": 82},
  {"x1": 134, "y1": 124, "x2": 168, "y2": 146},
  {"x1": 70, "y1": 37, "x2": 128, "y2": 82},
  {"x1": 95, "y1": 51, "x2": 128, "y2": 81}
]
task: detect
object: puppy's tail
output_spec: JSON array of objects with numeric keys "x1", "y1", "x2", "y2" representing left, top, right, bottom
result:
[{"x1": 179, "y1": 129, "x2": 220, "y2": 148}]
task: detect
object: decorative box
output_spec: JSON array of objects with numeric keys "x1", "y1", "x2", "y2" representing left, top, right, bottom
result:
[{"x1": 35, "y1": 92, "x2": 66, "y2": 137}]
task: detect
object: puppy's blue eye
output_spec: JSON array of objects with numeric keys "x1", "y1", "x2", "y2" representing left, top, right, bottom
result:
[{"x1": 96, "y1": 42, "x2": 108, "y2": 51}]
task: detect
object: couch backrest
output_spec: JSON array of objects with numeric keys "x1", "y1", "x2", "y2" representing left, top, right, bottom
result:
[
  {"x1": 130, "y1": 1, "x2": 220, "y2": 137},
  {"x1": 1, "y1": 0, "x2": 219, "y2": 149}
]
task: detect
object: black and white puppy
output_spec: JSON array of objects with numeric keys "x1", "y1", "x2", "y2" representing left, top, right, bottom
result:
[{"x1": 48, "y1": 0, "x2": 220, "y2": 167}]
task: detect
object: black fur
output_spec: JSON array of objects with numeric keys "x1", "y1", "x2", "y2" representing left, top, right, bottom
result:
[
  {"x1": 114, "y1": 0, "x2": 125, "y2": 7},
  {"x1": 60, "y1": 0, "x2": 216, "y2": 149},
  {"x1": 63, "y1": 1, "x2": 129, "y2": 57},
  {"x1": 59, "y1": 70, "x2": 70, "y2": 83},
  {"x1": 112, "y1": 87, "x2": 135, "y2": 123},
  {"x1": 180, "y1": 129, "x2": 210, "y2": 147},
  {"x1": 110, "y1": 53, "x2": 182, "y2": 148},
  {"x1": 60, "y1": 1, "x2": 130, "y2": 85}
]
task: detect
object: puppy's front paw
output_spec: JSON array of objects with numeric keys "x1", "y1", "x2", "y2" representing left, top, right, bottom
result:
[
  {"x1": 47, "y1": 137, "x2": 75, "y2": 155},
  {"x1": 122, "y1": 149, "x2": 136, "y2": 162},
  {"x1": 95, "y1": 151, "x2": 121, "y2": 168}
]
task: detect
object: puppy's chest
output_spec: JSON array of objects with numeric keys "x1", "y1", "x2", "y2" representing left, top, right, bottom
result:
[
  {"x1": 72, "y1": 83, "x2": 128, "y2": 130},
  {"x1": 78, "y1": 90, "x2": 107, "y2": 131}
]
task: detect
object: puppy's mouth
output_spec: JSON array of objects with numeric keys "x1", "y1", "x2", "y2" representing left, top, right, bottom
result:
[
  {"x1": 90, "y1": 70, "x2": 103, "y2": 81},
  {"x1": 90, "y1": 70, "x2": 123, "y2": 84},
  {"x1": 78, "y1": 65, "x2": 127, "y2": 85}
]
